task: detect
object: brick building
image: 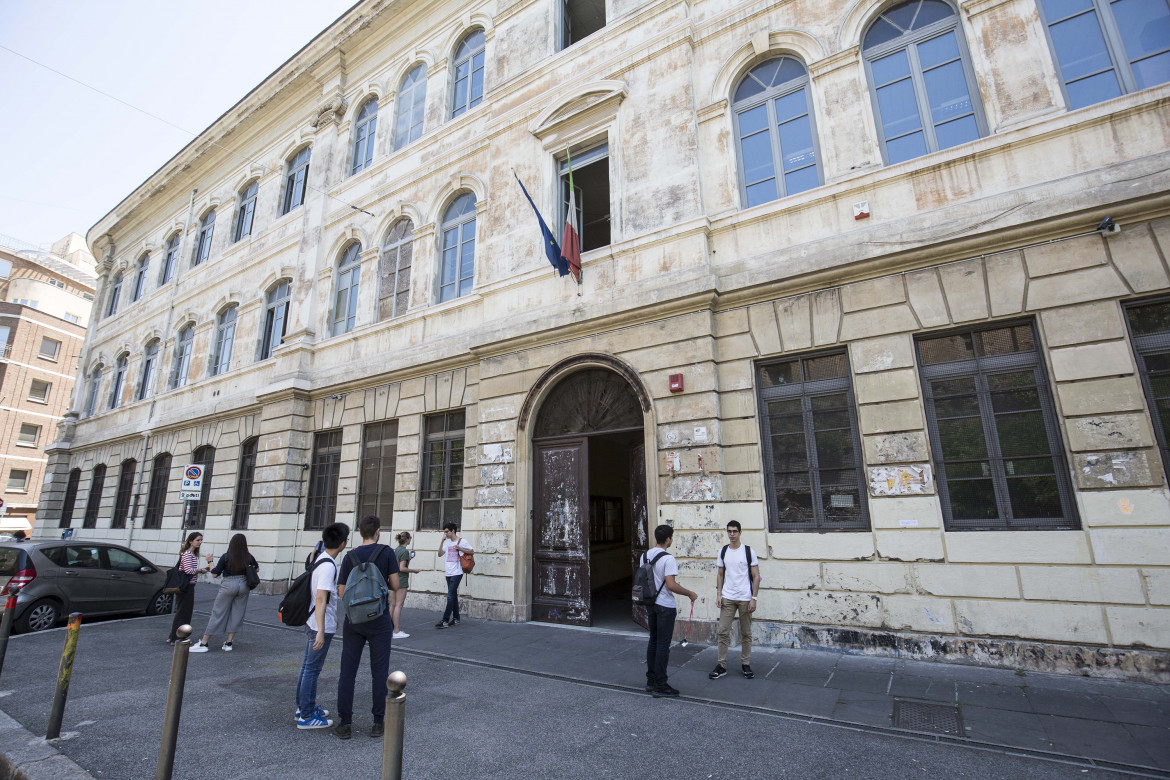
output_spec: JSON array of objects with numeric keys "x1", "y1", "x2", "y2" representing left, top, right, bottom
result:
[{"x1": 36, "y1": 0, "x2": 1170, "y2": 679}]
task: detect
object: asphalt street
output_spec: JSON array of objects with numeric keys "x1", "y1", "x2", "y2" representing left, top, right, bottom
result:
[{"x1": 0, "y1": 587, "x2": 1165, "y2": 779}]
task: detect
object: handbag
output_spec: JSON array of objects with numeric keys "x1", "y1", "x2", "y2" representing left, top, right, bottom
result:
[
  {"x1": 458, "y1": 539, "x2": 475, "y2": 574},
  {"x1": 163, "y1": 555, "x2": 190, "y2": 595},
  {"x1": 245, "y1": 561, "x2": 260, "y2": 590}
]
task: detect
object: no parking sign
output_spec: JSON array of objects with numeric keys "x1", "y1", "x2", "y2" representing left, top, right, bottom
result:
[{"x1": 180, "y1": 464, "x2": 203, "y2": 500}]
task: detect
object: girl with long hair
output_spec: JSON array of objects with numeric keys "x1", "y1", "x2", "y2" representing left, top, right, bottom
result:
[
  {"x1": 190, "y1": 533, "x2": 258, "y2": 652},
  {"x1": 392, "y1": 531, "x2": 421, "y2": 639},
  {"x1": 168, "y1": 532, "x2": 212, "y2": 644}
]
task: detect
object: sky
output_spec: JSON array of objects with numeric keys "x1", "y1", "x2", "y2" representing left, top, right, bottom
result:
[{"x1": 0, "y1": 0, "x2": 357, "y2": 251}]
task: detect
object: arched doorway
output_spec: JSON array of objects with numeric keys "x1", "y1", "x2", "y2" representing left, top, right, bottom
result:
[{"x1": 528, "y1": 365, "x2": 650, "y2": 627}]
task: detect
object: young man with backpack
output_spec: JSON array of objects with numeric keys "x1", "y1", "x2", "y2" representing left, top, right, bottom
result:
[
  {"x1": 333, "y1": 515, "x2": 400, "y2": 740},
  {"x1": 295, "y1": 521, "x2": 348, "y2": 730},
  {"x1": 709, "y1": 520, "x2": 761, "y2": 680},
  {"x1": 435, "y1": 522, "x2": 473, "y2": 628},
  {"x1": 642, "y1": 524, "x2": 697, "y2": 698}
]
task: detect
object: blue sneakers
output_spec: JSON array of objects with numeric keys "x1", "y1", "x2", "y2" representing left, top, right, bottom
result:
[
  {"x1": 294, "y1": 706, "x2": 330, "y2": 722},
  {"x1": 297, "y1": 712, "x2": 333, "y2": 730}
]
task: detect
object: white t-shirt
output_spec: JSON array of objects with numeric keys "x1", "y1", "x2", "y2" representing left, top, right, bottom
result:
[
  {"x1": 717, "y1": 544, "x2": 759, "y2": 602},
  {"x1": 645, "y1": 548, "x2": 678, "y2": 608},
  {"x1": 441, "y1": 538, "x2": 472, "y2": 577},
  {"x1": 306, "y1": 551, "x2": 339, "y2": 634}
]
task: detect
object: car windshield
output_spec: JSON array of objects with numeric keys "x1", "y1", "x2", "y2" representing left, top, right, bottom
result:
[{"x1": 0, "y1": 547, "x2": 27, "y2": 575}]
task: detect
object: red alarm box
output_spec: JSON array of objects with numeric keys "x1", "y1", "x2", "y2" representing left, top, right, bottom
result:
[{"x1": 668, "y1": 373, "x2": 684, "y2": 393}]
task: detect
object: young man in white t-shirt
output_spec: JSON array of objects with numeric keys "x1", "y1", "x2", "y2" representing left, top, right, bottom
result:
[
  {"x1": 436, "y1": 523, "x2": 473, "y2": 628},
  {"x1": 644, "y1": 524, "x2": 697, "y2": 698},
  {"x1": 709, "y1": 520, "x2": 761, "y2": 680},
  {"x1": 296, "y1": 521, "x2": 347, "y2": 729}
]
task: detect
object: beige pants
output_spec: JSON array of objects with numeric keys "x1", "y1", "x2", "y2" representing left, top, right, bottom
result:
[{"x1": 717, "y1": 599, "x2": 752, "y2": 665}]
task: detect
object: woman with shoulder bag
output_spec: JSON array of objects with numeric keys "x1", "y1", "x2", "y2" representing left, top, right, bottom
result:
[
  {"x1": 190, "y1": 533, "x2": 258, "y2": 653},
  {"x1": 168, "y1": 532, "x2": 212, "y2": 644}
]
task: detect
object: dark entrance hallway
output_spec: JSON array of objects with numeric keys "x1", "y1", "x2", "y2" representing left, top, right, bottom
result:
[{"x1": 586, "y1": 430, "x2": 643, "y2": 631}]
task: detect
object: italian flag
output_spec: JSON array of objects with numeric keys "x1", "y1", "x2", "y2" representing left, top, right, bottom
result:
[{"x1": 561, "y1": 149, "x2": 582, "y2": 283}]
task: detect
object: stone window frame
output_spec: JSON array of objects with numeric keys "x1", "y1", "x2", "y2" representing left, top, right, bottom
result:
[
  {"x1": 860, "y1": 0, "x2": 988, "y2": 166},
  {"x1": 393, "y1": 64, "x2": 427, "y2": 151},
  {"x1": 379, "y1": 218, "x2": 414, "y2": 320},
  {"x1": 350, "y1": 97, "x2": 379, "y2": 176},
  {"x1": 143, "y1": 453, "x2": 171, "y2": 530},
  {"x1": 138, "y1": 339, "x2": 159, "y2": 400},
  {"x1": 160, "y1": 233, "x2": 180, "y2": 285},
  {"x1": 418, "y1": 409, "x2": 466, "y2": 531},
  {"x1": 111, "y1": 458, "x2": 137, "y2": 529},
  {"x1": 170, "y1": 324, "x2": 194, "y2": 389},
  {"x1": 755, "y1": 348, "x2": 870, "y2": 532},
  {"x1": 915, "y1": 319, "x2": 1080, "y2": 531},
  {"x1": 1122, "y1": 295, "x2": 1170, "y2": 486},
  {"x1": 211, "y1": 306, "x2": 238, "y2": 376},
  {"x1": 358, "y1": 420, "x2": 399, "y2": 524},
  {"x1": 109, "y1": 353, "x2": 128, "y2": 410},
  {"x1": 1035, "y1": 0, "x2": 1170, "y2": 112},
  {"x1": 332, "y1": 242, "x2": 362, "y2": 336},
  {"x1": 234, "y1": 180, "x2": 259, "y2": 243},
  {"x1": 560, "y1": 0, "x2": 607, "y2": 51},
  {"x1": 449, "y1": 28, "x2": 486, "y2": 120},
  {"x1": 731, "y1": 54, "x2": 824, "y2": 210},
  {"x1": 557, "y1": 139, "x2": 612, "y2": 253},
  {"x1": 260, "y1": 280, "x2": 291, "y2": 360},
  {"x1": 82, "y1": 463, "x2": 106, "y2": 528},
  {"x1": 305, "y1": 429, "x2": 343, "y2": 530},
  {"x1": 231, "y1": 437, "x2": 258, "y2": 530},
  {"x1": 105, "y1": 271, "x2": 122, "y2": 318},
  {"x1": 192, "y1": 208, "x2": 216, "y2": 267},
  {"x1": 83, "y1": 366, "x2": 102, "y2": 418},
  {"x1": 59, "y1": 467, "x2": 81, "y2": 528},
  {"x1": 281, "y1": 145, "x2": 311, "y2": 215},
  {"x1": 436, "y1": 192, "x2": 478, "y2": 304},
  {"x1": 131, "y1": 254, "x2": 149, "y2": 302}
]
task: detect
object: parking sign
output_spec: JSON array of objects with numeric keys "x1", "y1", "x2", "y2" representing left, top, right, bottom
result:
[{"x1": 180, "y1": 464, "x2": 203, "y2": 500}]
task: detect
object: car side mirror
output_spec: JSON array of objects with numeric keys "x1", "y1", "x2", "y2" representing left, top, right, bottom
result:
[{"x1": 138, "y1": 566, "x2": 153, "y2": 574}]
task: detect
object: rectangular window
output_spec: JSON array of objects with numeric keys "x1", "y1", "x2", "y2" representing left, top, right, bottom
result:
[
  {"x1": 48, "y1": 278, "x2": 65, "y2": 289},
  {"x1": 305, "y1": 430, "x2": 342, "y2": 530},
  {"x1": 756, "y1": 351, "x2": 869, "y2": 531},
  {"x1": 38, "y1": 337, "x2": 61, "y2": 360},
  {"x1": 17, "y1": 423, "x2": 41, "y2": 446},
  {"x1": 14, "y1": 299, "x2": 39, "y2": 308},
  {"x1": 420, "y1": 410, "x2": 465, "y2": 530},
  {"x1": 1124, "y1": 297, "x2": 1170, "y2": 483},
  {"x1": 562, "y1": 0, "x2": 606, "y2": 49},
  {"x1": 7, "y1": 469, "x2": 30, "y2": 492},
  {"x1": 917, "y1": 321, "x2": 1078, "y2": 530},
  {"x1": 83, "y1": 465, "x2": 106, "y2": 528},
  {"x1": 59, "y1": 469, "x2": 81, "y2": 528},
  {"x1": 358, "y1": 420, "x2": 399, "y2": 522},
  {"x1": 64, "y1": 313, "x2": 80, "y2": 324},
  {"x1": 231, "y1": 439, "x2": 258, "y2": 530},
  {"x1": 0, "y1": 259, "x2": 10, "y2": 278},
  {"x1": 28, "y1": 379, "x2": 51, "y2": 403},
  {"x1": 559, "y1": 143, "x2": 611, "y2": 253},
  {"x1": 111, "y1": 460, "x2": 136, "y2": 529},
  {"x1": 143, "y1": 454, "x2": 171, "y2": 530}
]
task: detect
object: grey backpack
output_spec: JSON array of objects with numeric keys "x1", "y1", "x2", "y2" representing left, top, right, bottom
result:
[
  {"x1": 632, "y1": 550, "x2": 667, "y2": 606},
  {"x1": 342, "y1": 545, "x2": 390, "y2": 624}
]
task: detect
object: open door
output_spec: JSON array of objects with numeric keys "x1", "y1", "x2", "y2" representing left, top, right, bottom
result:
[{"x1": 532, "y1": 437, "x2": 590, "y2": 625}]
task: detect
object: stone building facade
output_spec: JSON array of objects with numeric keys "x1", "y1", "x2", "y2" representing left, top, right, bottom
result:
[{"x1": 38, "y1": 0, "x2": 1170, "y2": 679}]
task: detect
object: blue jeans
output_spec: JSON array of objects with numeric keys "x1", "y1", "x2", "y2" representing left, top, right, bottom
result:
[
  {"x1": 336, "y1": 614, "x2": 393, "y2": 725},
  {"x1": 442, "y1": 575, "x2": 462, "y2": 622},
  {"x1": 296, "y1": 626, "x2": 334, "y2": 715},
  {"x1": 646, "y1": 604, "x2": 677, "y2": 688}
]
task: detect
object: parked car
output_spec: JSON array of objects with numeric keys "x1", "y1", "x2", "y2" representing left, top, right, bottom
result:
[{"x1": 0, "y1": 539, "x2": 172, "y2": 632}]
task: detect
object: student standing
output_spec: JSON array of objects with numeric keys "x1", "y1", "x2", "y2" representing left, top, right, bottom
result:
[
  {"x1": 334, "y1": 515, "x2": 399, "y2": 740},
  {"x1": 190, "y1": 533, "x2": 258, "y2": 653},
  {"x1": 168, "y1": 532, "x2": 212, "y2": 644},
  {"x1": 392, "y1": 531, "x2": 421, "y2": 639},
  {"x1": 709, "y1": 520, "x2": 761, "y2": 680},
  {"x1": 644, "y1": 524, "x2": 697, "y2": 698},
  {"x1": 296, "y1": 522, "x2": 348, "y2": 729},
  {"x1": 435, "y1": 523, "x2": 472, "y2": 628}
]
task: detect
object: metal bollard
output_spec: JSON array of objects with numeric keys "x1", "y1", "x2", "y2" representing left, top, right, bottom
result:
[
  {"x1": 156, "y1": 624, "x2": 192, "y2": 780},
  {"x1": 381, "y1": 671, "x2": 408, "y2": 780},
  {"x1": 46, "y1": 612, "x2": 81, "y2": 740},
  {"x1": 0, "y1": 583, "x2": 20, "y2": 684}
]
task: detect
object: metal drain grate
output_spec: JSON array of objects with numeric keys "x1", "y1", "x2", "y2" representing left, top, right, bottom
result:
[{"x1": 892, "y1": 699, "x2": 963, "y2": 735}]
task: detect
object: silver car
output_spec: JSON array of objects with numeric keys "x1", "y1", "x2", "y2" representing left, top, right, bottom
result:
[{"x1": 0, "y1": 539, "x2": 172, "y2": 632}]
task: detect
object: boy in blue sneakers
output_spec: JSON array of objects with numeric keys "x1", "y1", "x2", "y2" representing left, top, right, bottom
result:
[{"x1": 296, "y1": 522, "x2": 348, "y2": 729}]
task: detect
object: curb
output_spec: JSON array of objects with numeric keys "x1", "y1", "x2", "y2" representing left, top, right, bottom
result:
[{"x1": 0, "y1": 710, "x2": 94, "y2": 780}]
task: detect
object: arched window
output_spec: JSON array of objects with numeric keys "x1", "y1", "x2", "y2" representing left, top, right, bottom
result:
[
  {"x1": 351, "y1": 98, "x2": 378, "y2": 175},
  {"x1": 132, "y1": 254, "x2": 149, "y2": 301},
  {"x1": 109, "y1": 354, "x2": 128, "y2": 409},
  {"x1": 105, "y1": 272, "x2": 122, "y2": 317},
  {"x1": 234, "y1": 181, "x2": 258, "y2": 242},
  {"x1": 862, "y1": 0, "x2": 984, "y2": 165},
  {"x1": 138, "y1": 339, "x2": 159, "y2": 400},
  {"x1": 562, "y1": 0, "x2": 606, "y2": 49},
  {"x1": 143, "y1": 452, "x2": 171, "y2": 529},
  {"x1": 380, "y1": 219, "x2": 414, "y2": 319},
  {"x1": 1038, "y1": 0, "x2": 1170, "y2": 110},
  {"x1": 211, "y1": 307, "x2": 237, "y2": 376},
  {"x1": 333, "y1": 242, "x2": 362, "y2": 336},
  {"x1": 82, "y1": 464, "x2": 106, "y2": 528},
  {"x1": 59, "y1": 468, "x2": 81, "y2": 528},
  {"x1": 282, "y1": 147, "x2": 311, "y2": 214},
  {"x1": 111, "y1": 458, "x2": 137, "y2": 529},
  {"x1": 394, "y1": 65, "x2": 427, "y2": 149},
  {"x1": 450, "y1": 29, "x2": 486, "y2": 118},
  {"x1": 261, "y1": 281, "x2": 291, "y2": 359},
  {"x1": 160, "y1": 233, "x2": 180, "y2": 284},
  {"x1": 83, "y1": 366, "x2": 102, "y2": 418},
  {"x1": 232, "y1": 437, "x2": 258, "y2": 530},
  {"x1": 733, "y1": 57, "x2": 822, "y2": 208},
  {"x1": 438, "y1": 193, "x2": 477, "y2": 302},
  {"x1": 170, "y1": 324, "x2": 194, "y2": 389},
  {"x1": 193, "y1": 209, "x2": 215, "y2": 265},
  {"x1": 187, "y1": 445, "x2": 215, "y2": 529}
]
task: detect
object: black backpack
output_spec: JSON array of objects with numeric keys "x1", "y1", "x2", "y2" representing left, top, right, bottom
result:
[
  {"x1": 632, "y1": 550, "x2": 668, "y2": 606},
  {"x1": 279, "y1": 556, "x2": 336, "y2": 627}
]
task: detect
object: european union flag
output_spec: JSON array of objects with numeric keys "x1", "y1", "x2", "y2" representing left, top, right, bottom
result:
[{"x1": 514, "y1": 171, "x2": 569, "y2": 277}]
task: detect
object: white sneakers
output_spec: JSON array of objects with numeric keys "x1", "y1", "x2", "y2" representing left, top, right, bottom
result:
[
  {"x1": 188, "y1": 642, "x2": 209, "y2": 653},
  {"x1": 392, "y1": 631, "x2": 409, "y2": 639}
]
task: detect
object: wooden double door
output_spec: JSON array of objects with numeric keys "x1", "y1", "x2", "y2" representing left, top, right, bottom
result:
[{"x1": 531, "y1": 435, "x2": 647, "y2": 626}]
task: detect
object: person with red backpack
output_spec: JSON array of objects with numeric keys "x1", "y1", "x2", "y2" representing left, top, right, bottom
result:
[{"x1": 709, "y1": 520, "x2": 761, "y2": 680}]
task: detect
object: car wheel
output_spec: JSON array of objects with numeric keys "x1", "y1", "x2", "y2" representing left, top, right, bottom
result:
[
  {"x1": 17, "y1": 599, "x2": 60, "y2": 633},
  {"x1": 146, "y1": 590, "x2": 173, "y2": 616}
]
